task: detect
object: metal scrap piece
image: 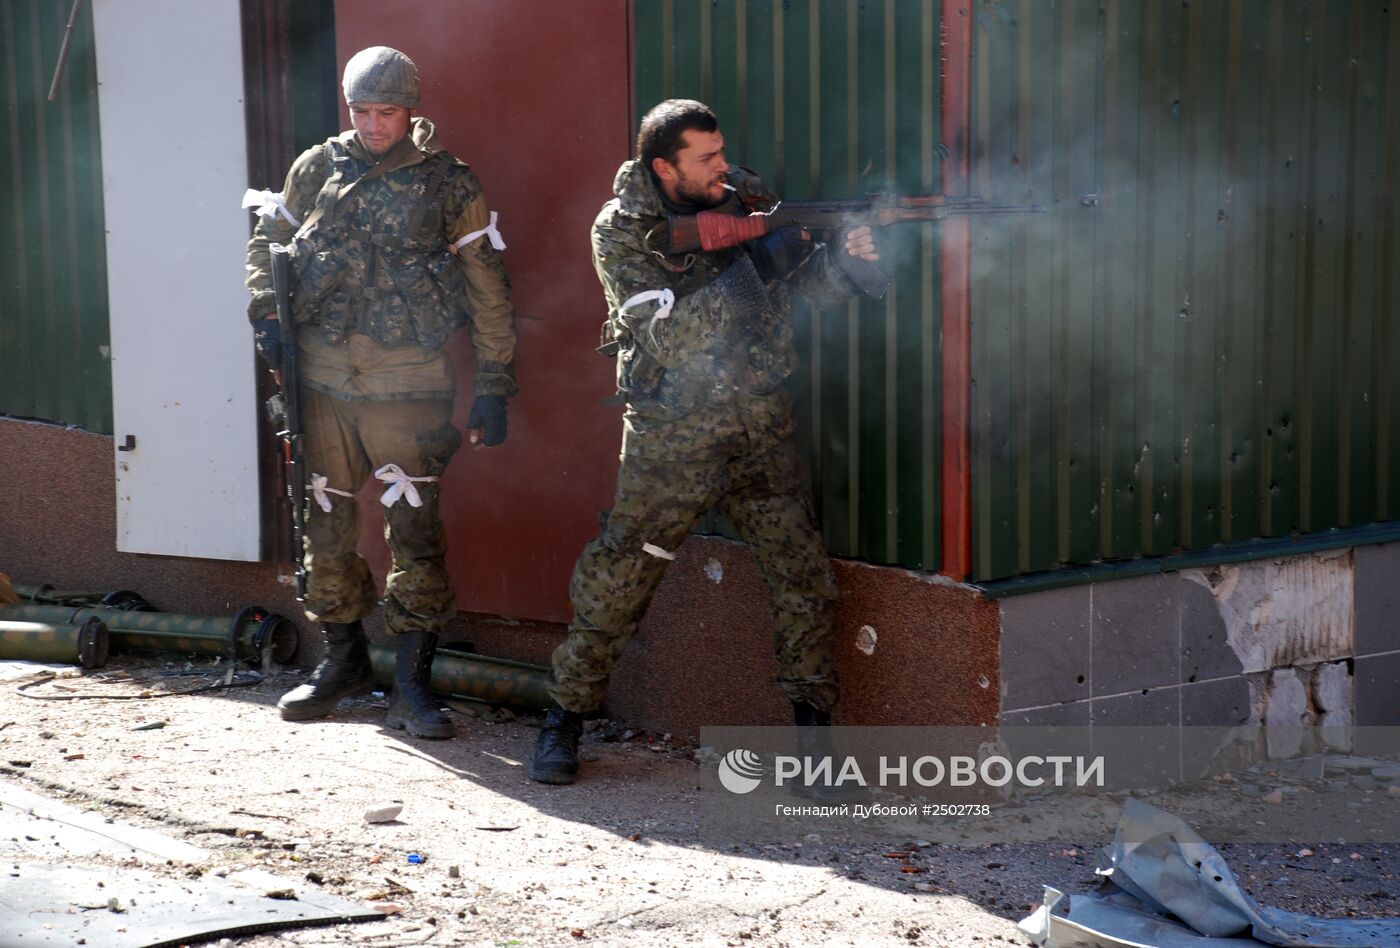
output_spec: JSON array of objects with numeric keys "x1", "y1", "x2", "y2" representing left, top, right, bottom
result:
[{"x1": 1019, "y1": 800, "x2": 1400, "y2": 948}]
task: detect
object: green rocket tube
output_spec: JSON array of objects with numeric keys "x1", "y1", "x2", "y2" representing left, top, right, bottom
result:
[
  {"x1": 0, "y1": 617, "x2": 110, "y2": 668},
  {"x1": 0, "y1": 604, "x2": 296, "y2": 663},
  {"x1": 368, "y1": 645, "x2": 551, "y2": 712}
]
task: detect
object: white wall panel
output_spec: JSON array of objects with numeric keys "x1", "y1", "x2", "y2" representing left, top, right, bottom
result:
[{"x1": 94, "y1": 1, "x2": 261, "y2": 560}]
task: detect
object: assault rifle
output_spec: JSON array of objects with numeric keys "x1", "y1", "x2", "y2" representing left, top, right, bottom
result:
[
  {"x1": 265, "y1": 243, "x2": 308, "y2": 600},
  {"x1": 651, "y1": 193, "x2": 1041, "y2": 299}
]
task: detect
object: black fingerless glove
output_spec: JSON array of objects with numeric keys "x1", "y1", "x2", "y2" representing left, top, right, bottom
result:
[
  {"x1": 467, "y1": 394, "x2": 508, "y2": 447},
  {"x1": 253, "y1": 318, "x2": 282, "y2": 370},
  {"x1": 747, "y1": 225, "x2": 812, "y2": 283}
]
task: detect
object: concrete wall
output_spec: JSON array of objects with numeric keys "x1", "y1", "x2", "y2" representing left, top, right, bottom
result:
[
  {"x1": 1355, "y1": 543, "x2": 1400, "y2": 727},
  {"x1": 999, "y1": 546, "x2": 1400, "y2": 731}
]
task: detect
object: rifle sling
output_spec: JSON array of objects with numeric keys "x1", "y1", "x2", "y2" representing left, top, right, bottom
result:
[{"x1": 296, "y1": 135, "x2": 420, "y2": 239}]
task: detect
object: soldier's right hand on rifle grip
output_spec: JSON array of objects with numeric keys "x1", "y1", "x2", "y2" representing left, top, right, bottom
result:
[
  {"x1": 748, "y1": 225, "x2": 812, "y2": 283},
  {"x1": 254, "y1": 317, "x2": 283, "y2": 372}
]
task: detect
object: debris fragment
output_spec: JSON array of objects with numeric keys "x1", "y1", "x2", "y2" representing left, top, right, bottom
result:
[
  {"x1": 363, "y1": 803, "x2": 403, "y2": 824},
  {"x1": 1019, "y1": 799, "x2": 1400, "y2": 946},
  {"x1": 855, "y1": 625, "x2": 878, "y2": 656},
  {"x1": 704, "y1": 558, "x2": 724, "y2": 583}
]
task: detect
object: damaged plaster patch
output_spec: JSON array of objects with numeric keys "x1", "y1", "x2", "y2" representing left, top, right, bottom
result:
[
  {"x1": 1264, "y1": 668, "x2": 1310, "y2": 759},
  {"x1": 855, "y1": 625, "x2": 878, "y2": 656},
  {"x1": 1313, "y1": 660, "x2": 1351, "y2": 715},
  {"x1": 703, "y1": 558, "x2": 723, "y2": 584},
  {"x1": 1181, "y1": 552, "x2": 1353, "y2": 674},
  {"x1": 1313, "y1": 660, "x2": 1353, "y2": 750}
]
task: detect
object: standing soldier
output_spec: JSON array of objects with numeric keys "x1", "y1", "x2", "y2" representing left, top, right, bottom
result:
[
  {"x1": 244, "y1": 47, "x2": 517, "y2": 739},
  {"x1": 529, "y1": 99, "x2": 879, "y2": 784}
]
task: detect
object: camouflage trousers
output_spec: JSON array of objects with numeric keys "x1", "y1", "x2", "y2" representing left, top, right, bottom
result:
[
  {"x1": 548, "y1": 435, "x2": 839, "y2": 714},
  {"x1": 300, "y1": 388, "x2": 462, "y2": 636}
]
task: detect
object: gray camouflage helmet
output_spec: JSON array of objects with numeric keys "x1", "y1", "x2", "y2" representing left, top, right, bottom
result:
[{"x1": 342, "y1": 46, "x2": 420, "y2": 108}]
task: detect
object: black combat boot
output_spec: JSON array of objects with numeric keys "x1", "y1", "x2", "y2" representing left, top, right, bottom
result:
[
  {"x1": 384, "y1": 629, "x2": 454, "y2": 739},
  {"x1": 528, "y1": 703, "x2": 583, "y2": 785},
  {"x1": 791, "y1": 700, "x2": 867, "y2": 801},
  {"x1": 277, "y1": 621, "x2": 375, "y2": 721}
]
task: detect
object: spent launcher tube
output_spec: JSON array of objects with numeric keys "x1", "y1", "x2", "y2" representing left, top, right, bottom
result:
[
  {"x1": 268, "y1": 243, "x2": 308, "y2": 600},
  {"x1": 662, "y1": 194, "x2": 1042, "y2": 299}
]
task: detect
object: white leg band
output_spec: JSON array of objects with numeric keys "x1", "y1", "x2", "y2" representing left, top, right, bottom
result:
[{"x1": 374, "y1": 464, "x2": 439, "y2": 509}]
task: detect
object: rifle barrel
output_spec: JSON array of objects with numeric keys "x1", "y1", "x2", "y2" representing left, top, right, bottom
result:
[{"x1": 268, "y1": 244, "x2": 307, "y2": 599}]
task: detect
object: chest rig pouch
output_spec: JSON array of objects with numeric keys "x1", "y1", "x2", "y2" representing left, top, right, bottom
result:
[
  {"x1": 610, "y1": 226, "x2": 796, "y2": 413},
  {"x1": 292, "y1": 141, "x2": 468, "y2": 350},
  {"x1": 609, "y1": 247, "x2": 715, "y2": 407}
]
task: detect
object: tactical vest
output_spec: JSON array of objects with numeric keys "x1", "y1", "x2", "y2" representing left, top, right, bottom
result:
[
  {"x1": 594, "y1": 166, "x2": 798, "y2": 413},
  {"x1": 290, "y1": 139, "x2": 470, "y2": 350}
]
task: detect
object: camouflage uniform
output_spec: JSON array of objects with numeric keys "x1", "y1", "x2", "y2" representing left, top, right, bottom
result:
[
  {"x1": 245, "y1": 118, "x2": 516, "y2": 636},
  {"x1": 548, "y1": 159, "x2": 862, "y2": 714}
]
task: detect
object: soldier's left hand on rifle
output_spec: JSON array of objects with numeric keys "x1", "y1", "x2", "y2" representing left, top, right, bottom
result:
[{"x1": 842, "y1": 224, "x2": 878, "y2": 261}]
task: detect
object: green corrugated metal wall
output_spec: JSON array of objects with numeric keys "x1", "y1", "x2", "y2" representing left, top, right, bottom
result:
[
  {"x1": 970, "y1": 0, "x2": 1400, "y2": 581},
  {"x1": 635, "y1": 0, "x2": 1400, "y2": 581},
  {"x1": 633, "y1": 0, "x2": 945, "y2": 570},
  {"x1": 1, "y1": 0, "x2": 111, "y2": 433},
  {"x1": 0, "y1": 1, "x2": 339, "y2": 438}
]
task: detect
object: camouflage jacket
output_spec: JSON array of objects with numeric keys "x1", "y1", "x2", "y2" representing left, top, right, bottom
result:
[
  {"x1": 245, "y1": 118, "x2": 516, "y2": 399},
  {"x1": 592, "y1": 159, "x2": 858, "y2": 461}
]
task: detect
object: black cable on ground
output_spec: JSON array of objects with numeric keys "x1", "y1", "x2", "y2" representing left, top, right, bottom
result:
[{"x1": 14, "y1": 662, "x2": 263, "y2": 701}]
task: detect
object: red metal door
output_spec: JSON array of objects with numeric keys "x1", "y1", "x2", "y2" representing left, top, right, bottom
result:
[{"x1": 334, "y1": 0, "x2": 632, "y2": 622}]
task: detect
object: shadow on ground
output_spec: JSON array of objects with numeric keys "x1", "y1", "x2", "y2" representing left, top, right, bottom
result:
[{"x1": 2, "y1": 656, "x2": 1397, "y2": 945}]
